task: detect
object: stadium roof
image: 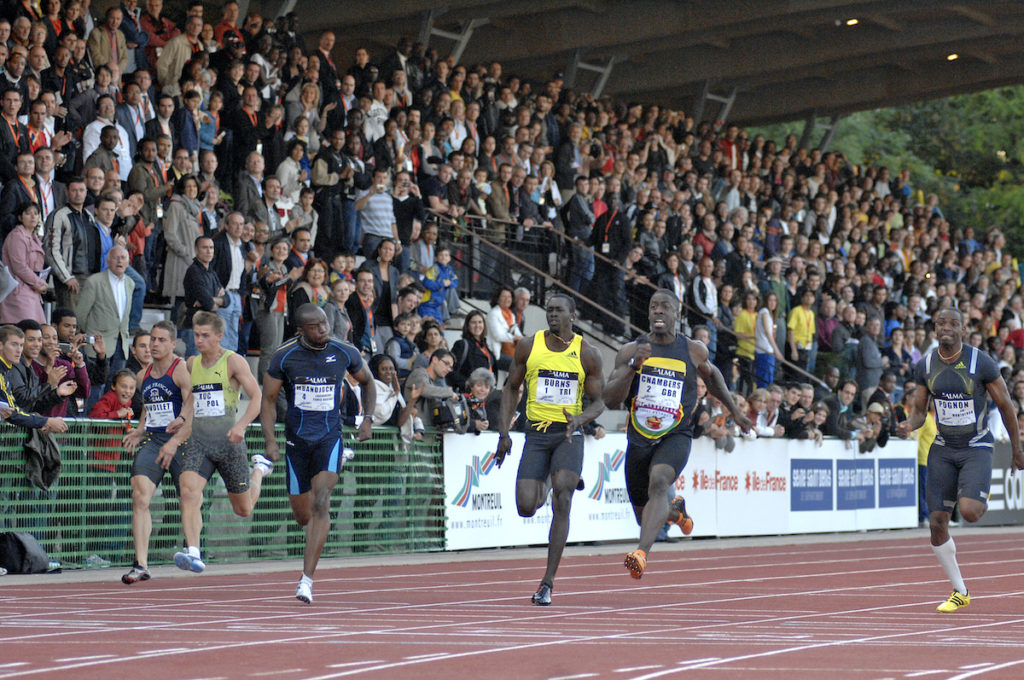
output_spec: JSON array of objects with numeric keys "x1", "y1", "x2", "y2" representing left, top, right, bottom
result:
[{"x1": 296, "y1": 0, "x2": 1024, "y2": 125}]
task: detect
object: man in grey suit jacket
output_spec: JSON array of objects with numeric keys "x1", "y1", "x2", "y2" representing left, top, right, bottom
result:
[
  {"x1": 248, "y1": 176, "x2": 293, "y2": 241},
  {"x1": 233, "y1": 152, "x2": 264, "y2": 218},
  {"x1": 77, "y1": 245, "x2": 135, "y2": 374}
]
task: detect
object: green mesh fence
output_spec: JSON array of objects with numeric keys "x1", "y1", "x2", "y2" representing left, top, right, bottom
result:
[{"x1": 0, "y1": 420, "x2": 445, "y2": 569}]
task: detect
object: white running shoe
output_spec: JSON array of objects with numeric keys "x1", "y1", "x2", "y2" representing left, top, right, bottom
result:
[
  {"x1": 253, "y1": 454, "x2": 274, "y2": 476},
  {"x1": 296, "y1": 580, "x2": 313, "y2": 604},
  {"x1": 173, "y1": 551, "x2": 206, "y2": 573}
]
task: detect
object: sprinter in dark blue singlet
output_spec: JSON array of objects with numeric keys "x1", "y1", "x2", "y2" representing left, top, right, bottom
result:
[
  {"x1": 899, "y1": 307, "x2": 1024, "y2": 612},
  {"x1": 121, "y1": 321, "x2": 192, "y2": 585},
  {"x1": 261, "y1": 304, "x2": 376, "y2": 604},
  {"x1": 604, "y1": 289, "x2": 753, "y2": 579}
]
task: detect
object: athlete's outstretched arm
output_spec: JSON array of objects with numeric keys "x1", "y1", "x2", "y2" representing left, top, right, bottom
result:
[
  {"x1": 565, "y1": 340, "x2": 605, "y2": 438},
  {"x1": 692, "y1": 339, "x2": 753, "y2": 432},
  {"x1": 350, "y1": 360, "x2": 376, "y2": 442},
  {"x1": 602, "y1": 340, "x2": 644, "y2": 409},
  {"x1": 260, "y1": 374, "x2": 284, "y2": 461},
  {"x1": 496, "y1": 335, "x2": 533, "y2": 466},
  {"x1": 987, "y1": 377, "x2": 1024, "y2": 470}
]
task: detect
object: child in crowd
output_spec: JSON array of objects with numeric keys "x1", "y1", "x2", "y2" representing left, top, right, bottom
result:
[
  {"x1": 384, "y1": 312, "x2": 418, "y2": 380},
  {"x1": 89, "y1": 370, "x2": 139, "y2": 420},
  {"x1": 329, "y1": 251, "x2": 356, "y2": 285},
  {"x1": 420, "y1": 244, "x2": 459, "y2": 322}
]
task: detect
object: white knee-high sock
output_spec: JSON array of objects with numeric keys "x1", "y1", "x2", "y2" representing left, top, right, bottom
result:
[{"x1": 932, "y1": 537, "x2": 967, "y2": 595}]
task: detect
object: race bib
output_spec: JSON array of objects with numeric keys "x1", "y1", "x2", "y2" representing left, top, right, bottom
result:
[
  {"x1": 534, "y1": 369, "x2": 578, "y2": 406},
  {"x1": 294, "y1": 382, "x2": 336, "y2": 412},
  {"x1": 632, "y1": 364, "x2": 685, "y2": 437},
  {"x1": 194, "y1": 386, "x2": 226, "y2": 417},
  {"x1": 935, "y1": 398, "x2": 976, "y2": 427},
  {"x1": 147, "y1": 400, "x2": 175, "y2": 428}
]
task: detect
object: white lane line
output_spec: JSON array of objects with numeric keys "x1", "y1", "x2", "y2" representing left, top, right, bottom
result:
[
  {"x1": 325, "y1": 661, "x2": 385, "y2": 669},
  {"x1": 548, "y1": 674, "x2": 597, "y2": 680},
  {"x1": 53, "y1": 655, "x2": 115, "y2": 662},
  {"x1": 946, "y1": 660, "x2": 1024, "y2": 680},
  {"x1": 958, "y1": 663, "x2": 994, "y2": 669},
  {"x1": 402, "y1": 653, "x2": 448, "y2": 660},
  {"x1": 3, "y1": 545, "x2": 1023, "y2": 677},
  {"x1": 906, "y1": 672, "x2": 949, "y2": 678},
  {"x1": 250, "y1": 670, "x2": 305, "y2": 676},
  {"x1": 614, "y1": 668, "x2": 663, "y2": 673},
  {"x1": 622, "y1": 616, "x2": 1024, "y2": 680}
]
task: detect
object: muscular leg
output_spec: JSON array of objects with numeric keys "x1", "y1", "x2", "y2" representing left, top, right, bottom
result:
[
  {"x1": 290, "y1": 492, "x2": 312, "y2": 527},
  {"x1": 541, "y1": 468, "x2": 579, "y2": 587},
  {"x1": 228, "y1": 467, "x2": 267, "y2": 517},
  {"x1": 516, "y1": 477, "x2": 549, "y2": 517},
  {"x1": 636, "y1": 463, "x2": 677, "y2": 553},
  {"x1": 178, "y1": 471, "x2": 207, "y2": 549},
  {"x1": 130, "y1": 476, "x2": 157, "y2": 567},
  {"x1": 957, "y1": 497, "x2": 987, "y2": 524},
  {"x1": 301, "y1": 470, "x2": 339, "y2": 577}
]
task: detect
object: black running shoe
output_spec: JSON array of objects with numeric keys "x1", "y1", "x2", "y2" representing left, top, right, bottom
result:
[
  {"x1": 531, "y1": 582, "x2": 552, "y2": 606},
  {"x1": 575, "y1": 478, "x2": 585, "y2": 491}
]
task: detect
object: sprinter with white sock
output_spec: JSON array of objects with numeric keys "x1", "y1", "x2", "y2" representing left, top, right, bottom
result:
[{"x1": 898, "y1": 307, "x2": 1024, "y2": 612}]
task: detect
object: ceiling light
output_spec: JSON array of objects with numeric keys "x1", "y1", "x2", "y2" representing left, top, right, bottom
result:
[
  {"x1": 947, "y1": 53, "x2": 959, "y2": 61},
  {"x1": 845, "y1": 18, "x2": 859, "y2": 26}
]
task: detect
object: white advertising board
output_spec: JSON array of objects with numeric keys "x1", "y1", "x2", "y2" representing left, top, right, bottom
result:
[{"x1": 443, "y1": 433, "x2": 918, "y2": 551}]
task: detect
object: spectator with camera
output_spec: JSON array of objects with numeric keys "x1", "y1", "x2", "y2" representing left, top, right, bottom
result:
[
  {"x1": 0, "y1": 325, "x2": 67, "y2": 434},
  {"x1": 404, "y1": 347, "x2": 466, "y2": 431},
  {"x1": 52, "y1": 308, "x2": 107, "y2": 417},
  {"x1": 7, "y1": 320, "x2": 77, "y2": 414},
  {"x1": 33, "y1": 323, "x2": 90, "y2": 418},
  {"x1": 463, "y1": 367, "x2": 495, "y2": 434}
]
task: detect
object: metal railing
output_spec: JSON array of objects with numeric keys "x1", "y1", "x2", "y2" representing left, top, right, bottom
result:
[
  {"x1": 428, "y1": 208, "x2": 825, "y2": 387},
  {"x1": 0, "y1": 420, "x2": 445, "y2": 569}
]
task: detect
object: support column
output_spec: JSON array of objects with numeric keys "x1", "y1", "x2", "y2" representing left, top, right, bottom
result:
[
  {"x1": 565, "y1": 51, "x2": 618, "y2": 98},
  {"x1": 419, "y1": 12, "x2": 489, "y2": 63},
  {"x1": 797, "y1": 110, "x2": 817, "y2": 151},
  {"x1": 274, "y1": 0, "x2": 296, "y2": 19},
  {"x1": 819, "y1": 114, "x2": 843, "y2": 151}
]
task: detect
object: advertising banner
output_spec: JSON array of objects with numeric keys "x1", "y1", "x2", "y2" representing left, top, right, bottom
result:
[
  {"x1": 976, "y1": 442, "x2": 1024, "y2": 526},
  {"x1": 443, "y1": 433, "x2": 919, "y2": 551}
]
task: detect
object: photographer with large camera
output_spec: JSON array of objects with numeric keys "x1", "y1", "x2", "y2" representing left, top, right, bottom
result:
[{"x1": 404, "y1": 347, "x2": 466, "y2": 433}]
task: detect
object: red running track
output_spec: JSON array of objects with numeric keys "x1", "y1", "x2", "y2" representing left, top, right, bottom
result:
[{"x1": 3, "y1": 530, "x2": 1024, "y2": 680}]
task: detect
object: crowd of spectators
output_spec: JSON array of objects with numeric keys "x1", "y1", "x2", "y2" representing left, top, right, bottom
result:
[{"x1": 0, "y1": 0, "x2": 1022, "y2": 460}]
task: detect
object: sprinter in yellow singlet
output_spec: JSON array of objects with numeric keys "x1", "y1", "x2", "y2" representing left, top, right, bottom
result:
[
  {"x1": 173, "y1": 311, "x2": 272, "y2": 573},
  {"x1": 496, "y1": 294, "x2": 605, "y2": 606}
]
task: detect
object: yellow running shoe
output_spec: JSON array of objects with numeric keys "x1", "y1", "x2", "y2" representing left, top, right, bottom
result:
[
  {"x1": 624, "y1": 549, "x2": 647, "y2": 579},
  {"x1": 937, "y1": 591, "x2": 970, "y2": 613},
  {"x1": 670, "y1": 496, "x2": 694, "y2": 535}
]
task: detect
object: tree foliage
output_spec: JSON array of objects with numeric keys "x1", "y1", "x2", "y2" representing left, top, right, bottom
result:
[{"x1": 747, "y1": 86, "x2": 1024, "y2": 254}]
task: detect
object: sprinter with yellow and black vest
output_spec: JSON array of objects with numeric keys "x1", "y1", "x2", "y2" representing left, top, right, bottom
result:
[
  {"x1": 496, "y1": 293, "x2": 605, "y2": 606},
  {"x1": 604, "y1": 289, "x2": 753, "y2": 580}
]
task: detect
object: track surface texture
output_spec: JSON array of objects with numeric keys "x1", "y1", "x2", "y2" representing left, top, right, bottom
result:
[{"x1": 3, "y1": 528, "x2": 1024, "y2": 680}]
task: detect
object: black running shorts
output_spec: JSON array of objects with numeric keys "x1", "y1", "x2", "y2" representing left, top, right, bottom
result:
[
  {"x1": 624, "y1": 432, "x2": 692, "y2": 508},
  {"x1": 516, "y1": 425, "x2": 584, "y2": 482},
  {"x1": 285, "y1": 434, "x2": 344, "y2": 495},
  {"x1": 131, "y1": 431, "x2": 183, "y2": 489},
  {"x1": 926, "y1": 442, "x2": 993, "y2": 513}
]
